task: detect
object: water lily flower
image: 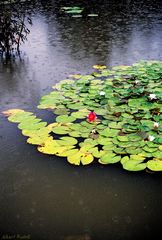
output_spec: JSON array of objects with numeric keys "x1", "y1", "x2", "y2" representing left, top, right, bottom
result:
[
  {"x1": 91, "y1": 129, "x2": 97, "y2": 134},
  {"x1": 87, "y1": 111, "x2": 97, "y2": 122},
  {"x1": 135, "y1": 80, "x2": 140, "y2": 84},
  {"x1": 154, "y1": 122, "x2": 160, "y2": 128},
  {"x1": 148, "y1": 135, "x2": 155, "y2": 141},
  {"x1": 99, "y1": 91, "x2": 105, "y2": 96},
  {"x1": 149, "y1": 94, "x2": 157, "y2": 100}
]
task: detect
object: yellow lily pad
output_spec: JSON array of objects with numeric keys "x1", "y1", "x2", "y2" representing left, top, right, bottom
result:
[{"x1": 2, "y1": 108, "x2": 24, "y2": 116}]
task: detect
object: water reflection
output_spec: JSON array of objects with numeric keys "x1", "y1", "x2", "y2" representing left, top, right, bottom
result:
[
  {"x1": 0, "y1": 0, "x2": 33, "y2": 58},
  {"x1": 1, "y1": 1, "x2": 162, "y2": 240},
  {"x1": 48, "y1": 0, "x2": 162, "y2": 66}
]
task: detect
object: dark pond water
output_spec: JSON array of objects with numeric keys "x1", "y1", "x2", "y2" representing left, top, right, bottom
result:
[{"x1": 1, "y1": 0, "x2": 162, "y2": 239}]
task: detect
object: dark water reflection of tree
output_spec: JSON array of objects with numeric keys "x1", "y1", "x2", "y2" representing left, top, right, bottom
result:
[{"x1": 0, "y1": 0, "x2": 35, "y2": 59}]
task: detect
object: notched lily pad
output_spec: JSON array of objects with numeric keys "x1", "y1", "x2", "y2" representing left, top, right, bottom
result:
[{"x1": 147, "y1": 159, "x2": 162, "y2": 171}]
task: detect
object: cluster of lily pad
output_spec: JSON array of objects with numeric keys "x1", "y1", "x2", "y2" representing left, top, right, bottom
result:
[
  {"x1": 61, "y1": 6, "x2": 98, "y2": 18},
  {"x1": 3, "y1": 61, "x2": 162, "y2": 171}
]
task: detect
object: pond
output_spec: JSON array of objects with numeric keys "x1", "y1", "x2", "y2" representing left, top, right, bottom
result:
[{"x1": 0, "y1": 0, "x2": 162, "y2": 239}]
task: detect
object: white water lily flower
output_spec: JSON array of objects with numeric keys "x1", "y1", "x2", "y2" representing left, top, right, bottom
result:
[
  {"x1": 148, "y1": 135, "x2": 155, "y2": 141},
  {"x1": 149, "y1": 94, "x2": 157, "y2": 100},
  {"x1": 99, "y1": 91, "x2": 105, "y2": 96},
  {"x1": 91, "y1": 129, "x2": 97, "y2": 134},
  {"x1": 135, "y1": 80, "x2": 140, "y2": 84},
  {"x1": 154, "y1": 122, "x2": 160, "y2": 128}
]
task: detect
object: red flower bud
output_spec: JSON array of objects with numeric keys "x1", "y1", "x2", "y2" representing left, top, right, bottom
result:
[{"x1": 87, "y1": 111, "x2": 97, "y2": 122}]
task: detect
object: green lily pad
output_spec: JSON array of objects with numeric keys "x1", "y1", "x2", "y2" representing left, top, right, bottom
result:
[
  {"x1": 121, "y1": 157, "x2": 147, "y2": 171},
  {"x1": 99, "y1": 153, "x2": 121, "y2": 164},
  {"x1": 152, "y1": 151, "x2": 162, "y2": 158},
  {"x1": 108, "y1": 122, "x2": 123, "y2": 129},
  {"x1": 100, "y1": 128, "x2": 119, "y2": 137},
  {"x1": 67, "y1": 149, "x2": 94, "y2": 165},
  {"x1": 54, "y1": 108, "x2": 70, "y2": 115},
  {"x1": 128, "y1": 134, "x2": 142, "y2": 142},
  {"x1": 69, "y1": 131, "x2": 81, "y2": 137},
  {"x1": 52, "y1": 126, "x2": 70, "y2": 135},
  {"x1": 143, "y1": 146, "x2": 158, "y2": 153},
  {"x1": 18, "y1": 118, "x2": 42, "y2": 129},
  {"x1": 56, "y1": 115, "x2": 76, "y2": 123},
  {"x1": 18, "y1": 121, "x2": 47, "y2": 131},
  {"x1": 97, "y1": 136, "x2": 112, "y2": 145},
  {"x1": 147, "y1": 160, "x2": 162, "y2": 171},
  {"x1": 117, "y1": 136, "x2": 129, "y2": 142},
  {"x1": 126, "y1": 147, "x2": 142, "y2": 155},
  {"x1": 113, "y1": 147, "x2": 126, "y2": 154},
  {"x1": 56, "y1": 137, "x2": 78, "y2": 146}
]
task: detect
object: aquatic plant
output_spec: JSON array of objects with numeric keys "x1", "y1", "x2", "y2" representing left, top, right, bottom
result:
[
  {"x1": 3, "y1": 61, "x2": 162, "y2": 171},
  {"x1": 60, "y1": 6, "x2": 98, "y2": 18}
]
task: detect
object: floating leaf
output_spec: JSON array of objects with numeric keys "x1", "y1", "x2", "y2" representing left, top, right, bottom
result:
[
  {"x1": 81, "y1": 153, "x2": 94, "y2": 165},
  {"x1": 67, "y1": 151, "x2": 81, "y2": 165},
  {"x1": 7, "y1": 111, "x2": 34, "y2": 123},
  {"x1": 22, "y1": 127, "x2": 50, "y2": 137},
  {"x1": 121, "y1": 157, "x2": 147, "y2": 171},
  {"x1": 147, "y1": 160, "x2": 162, "y2": 171},
  {"x1": 88, "y1": 14, "x2": 98, "y2": 17},
  {"x1": 152, "y1": 151, "x2": 162, "y2": 158},
  {"x1": 71, "y1": 110, "x2": 88, "y2": 119},
  {"x1": 18, "y1": 121, "x2": 47, "y2": 131},
  {"x1": 126, "y1": 147, "x2": 142, "y2": 155},
  {"x1": 128, "y1": 134, "x2": 142, "y2": 142},
  {"x1": 38, "y1": 139, "x2": 61, "y2": 154},
  {"x1": 56, "y1": 137, "x2": 78, "y2": 146},
  {"x1": 72, "y1": 15, "x2": 82, "y2": 18},
  {"x1": 67, "y1": 149, "x2": 94, "y2": 165},
  {"x1": 56, "y1": 115, "x2": 76, "y2": 123},
  {"x1": 54, "y1": 108, "x2": 69, "y2": 115},
  {"x1": 100, "y1": 128, "x2": 119, "y2": 137},
  {"x1": 130, "y1": 154, "x2": 146, "y2": 161},
  {"x1": 143, "y1": 146, "x2": 157, "y2": 153},
  {"x1": 2, "y1": 108, "x2": 25, "y2": 117},
  {"x1": 109, "y1": 122, "x2": 123, "y2": 129},
  {"x1": 27, "y1": 136, "x2": 53, "y2": 145},
  {"x1": 93, "y1": 65, "x2": 106, "y2": 70},
  {"x1": 123, "y1": 161, "x2": 147, "y2": 171},
  {"x1": 117, "y1": 136, "x2": 129, "y2": 142},
  {"x1": 99, "y1": 153, "x2": 121, "y2": 164},
  {"x1": 52, "y1": 126, "x2": 70, "y2": 135},
  {"x1": 97, "y1": 137, "x2": 112, "y2": 145}
]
